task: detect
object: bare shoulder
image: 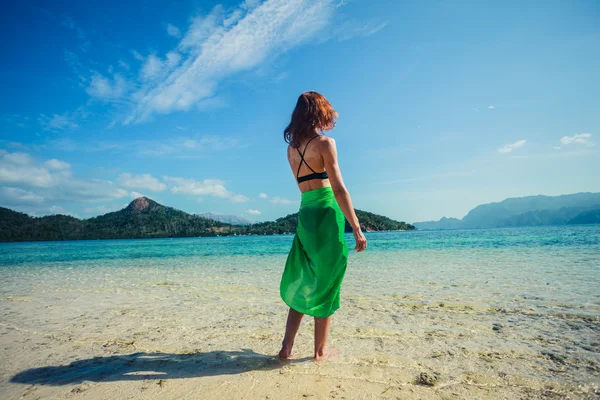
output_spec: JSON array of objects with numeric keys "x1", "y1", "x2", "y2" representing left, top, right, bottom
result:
[
  {"x1": 319, "y1": 135, "x2": 336, "y2": 149},
  {"x1": 319, "y1": 136, "x2": 337, "y2": 155}
]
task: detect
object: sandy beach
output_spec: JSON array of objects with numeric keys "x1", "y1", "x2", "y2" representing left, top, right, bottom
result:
[{"x1": 1, "y1": 230, "x2": 599, "y2": 399}]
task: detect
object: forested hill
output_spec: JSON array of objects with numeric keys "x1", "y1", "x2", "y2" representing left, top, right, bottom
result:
[
  {"x1": 0, "y1": 197, "x2": 415, "y2": 242},
  {"x1": 235, "y1": 209, "x2": 415, "y2": 235}
]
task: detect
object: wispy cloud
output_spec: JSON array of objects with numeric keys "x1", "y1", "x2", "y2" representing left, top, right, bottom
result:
[
  {"x1": 166, "y1": 23, "x2": 181, "y2": 38},
  {"x1": 38, "y1": 113, "x2": 79, "y2": 131},
  {"x1": 126, "y1": 1, "x2": 340, "y2": 123},
  {"x1": 131, "y1": 49, "x2": 144, "y2": 61},
  {"x1": 488, "y1": 105, "x2": 495, "y2": 109},
  {"x1": 1, "y1": 114, "x2": 31, "y2": 129},
  {"x1": 60, "y1": 15, "x2": 90, "y2": 52},
  {"x1": 332, "y1": 19, "x2": 387, "y2": 41},
  {"x1": 164, "y1": 176, "x2": 248, "y2": 203},
  {"x1": 86, "y1": 72, "x2": 129, "y2": 100},
  {"x1": 45, "y1": 159, "x2": 71, "y2": 170},
  {"x1": 68, "y1": 0, "x2": 379, "y2": 124},
  {"x1": 49, "y1": 135, "x2": 243, "y2": 158},
  {"x1": 246, "y1": 209, "x2": 261, "y2": 215},
  {"x1": 498, "y1": 139, "x2": 526, "y2": 153},
  {"x1": 258, "y1": 192, "x2": 268, "y2": 199},
  {"x1": 38, "y1": 107, "x2": 89, "y2": 131},
  {"x1": 117, "y1": 173, "x2": 166, "y2": 191},
  {"x1": 560, "y1": 133, "x2": 595, "y2": 147},
  {"x1": 269, "y1": 196, "x2": 293, "y2": 205}
]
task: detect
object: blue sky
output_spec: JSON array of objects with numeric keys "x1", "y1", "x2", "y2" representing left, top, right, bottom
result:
[{"x1": 1, "y1": 0, "x2": 599, "y2": 223}]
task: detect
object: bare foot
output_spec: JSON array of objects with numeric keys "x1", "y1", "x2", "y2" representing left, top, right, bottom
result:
[
  {"x1": 278, "y1": 341, "x2": 294, "y2": 359},
  {"x1": 314, "y1": 347, "x2": 339, "y2": 361}
]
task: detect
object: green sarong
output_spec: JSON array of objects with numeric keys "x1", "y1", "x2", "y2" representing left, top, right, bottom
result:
[{"x1": 280, "y1": 186, "x2": 349, "y2": 318}]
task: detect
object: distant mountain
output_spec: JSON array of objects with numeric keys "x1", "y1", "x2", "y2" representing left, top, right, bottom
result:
[
  {"x1": 197, "y1": 213, "x2": 251, "y2": 225},
  {"x1": 0, "y1": 197, "x2": 414, "y2": 242},
  {"x1": 568, "y1": 209, "x2": 600, "y2": 225},
  {"x1": 413, "y1": 217, "x2": 462, "y2": 230},
  {"x1": 414, "y1": 192, "x2": 600, "y2": 229}
]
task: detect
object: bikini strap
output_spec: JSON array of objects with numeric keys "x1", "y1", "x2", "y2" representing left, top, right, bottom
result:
[{"x1": 296, "y1": 135, "x2": 320, "y2": 178}]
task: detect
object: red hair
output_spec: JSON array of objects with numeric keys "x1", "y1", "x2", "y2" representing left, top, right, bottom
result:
[{"x1": 284, "y1": 91, "x2": 338, "y2": 148}]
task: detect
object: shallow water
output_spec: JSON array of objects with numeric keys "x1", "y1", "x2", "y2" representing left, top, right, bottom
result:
[{"x1": 1, "y1": 226, "x2": 599, "y2": 399}]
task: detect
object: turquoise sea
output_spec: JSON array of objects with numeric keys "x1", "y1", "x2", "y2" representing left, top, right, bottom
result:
[{"x1": 1, "y1": 225, "x2": 599, "y2": 399}]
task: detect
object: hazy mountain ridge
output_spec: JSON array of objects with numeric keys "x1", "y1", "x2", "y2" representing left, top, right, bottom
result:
[
  {"x1": 0, "y1": 197, "x2": 414, "y2": 242},
  {"x1": 197, "y1": 213, "x2": 252, "y2": 225},
  {"x1": 414, "y1": 192, "x2": 600, "y2": 229}
]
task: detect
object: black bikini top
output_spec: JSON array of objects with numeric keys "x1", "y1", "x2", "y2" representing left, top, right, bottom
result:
[{"x1": 296, "y1": 135, "x2": 329, "y2": 184}]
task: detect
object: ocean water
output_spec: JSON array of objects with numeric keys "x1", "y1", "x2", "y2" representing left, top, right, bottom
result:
[{"x1": 1, "y1": 226, "x2": 599, "y2": 399}]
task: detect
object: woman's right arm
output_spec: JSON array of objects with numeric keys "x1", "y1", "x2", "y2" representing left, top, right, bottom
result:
[{"x1": 322, "y1": 137, "x2": 367, "y2": 252}]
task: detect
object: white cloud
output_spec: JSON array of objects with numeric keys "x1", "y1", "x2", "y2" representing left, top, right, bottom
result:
[
  {"x1": 124, "y1": 0, "x2": 340, "y2": 123},
  {"x1": 258, "y1": 192, "x2": 268, "y2": 199},
  {"x1": 46, "y1": 135, "x2": 242, "y2": 158},
  {"x1": 224, "y1": 9, "x2": 244, "y2": 27},
  {"x1": 488, "y1": 105, "x2": 495, "y2": 109},
  {"x1": 560, "y1": 133, "x2": 595, "y2": 147},
  {"x1": 39, "y1": 113, "x2": 79, "y2": 131},
  {"x1": 270, "y1": 196, "x2": 293, "y2": 205},
  {"x1": 230, "y1": 194, "x2": 250, "y2": 203},
  {"x1": 60, "y1": 1, "x2": 381, "y2": 125},
  {"x1": 166, "y1": 51, "x2": 182, "y2": 68},
  {"x1": 243, "y1": 0, "x2": 261, "y2": 10},
  {"x1": 166, "y1": 23, "x2": 181, "y2": 38},
  {"x1": 164, "y1": 176, "x2": 248, "y2": 203},
  {"x1": 130, "y1": 191, "x2": 144, "y2": 199},
  {"x1": 0, "y1": 151, "x2": 128, "y2": 212},
  {"x1": 86, "y1": 72, "x2": 128, "y2": 100},
  {"x1": 117, "y1": 173, "x2": 166, "y2": 191},
  {"x1": 0, "y1": 187, "x2": 44, "y2": 205},
  {"x1": 131, "y1": 49, "x2": 144, "y2": 61},
  {"x1": 4, "y1": 152, "x2": 34, "y2": 166},
  {"x1": 0, "y1": 152, "x2": 54, "y2": 187},
  {"x1": 246, "y1": 209, "x2": 261, "y2": 215},
  {"x1": 332, "y1": 19, "x2": 387, "y2": 41},
  {"x1": 554, "y1": 146, "x2": 562, "y2": 150},
  {"x1": 166, "y1": 177, "x2": 229, "y2": 196},
  {"x1": 498, "y1": 139, "x2": 526, "y2": 154},
  {"x1": 45, "y1": 159, "x2": 71, "y2": 170},
  {"x1": 140, "y1": 54, "x2": 165, "y2": 81},
  {"x1": 130, "y1": 135, "x2": 241, "y2": 157},
  {"x1": 272, "y1": 71, "x2": 289, "y2": 83}
]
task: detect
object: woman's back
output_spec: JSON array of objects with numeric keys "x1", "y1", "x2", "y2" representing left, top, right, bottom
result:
[{"x1": 287, "y1": 135, "x2": 331, "y2": 193}]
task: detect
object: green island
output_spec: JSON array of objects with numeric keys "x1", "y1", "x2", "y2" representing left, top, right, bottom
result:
[{"x1": 0, "y1": 197, "x2": 415, "y2": 242}]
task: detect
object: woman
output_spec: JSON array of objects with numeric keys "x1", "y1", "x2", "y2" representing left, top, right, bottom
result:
[{"x1": 279, "y1": 91, "x2": 367, "y2": 361}]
